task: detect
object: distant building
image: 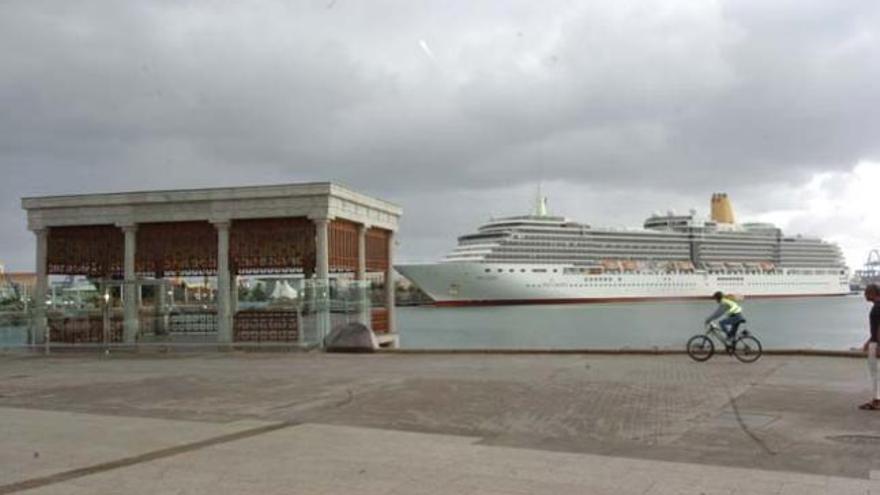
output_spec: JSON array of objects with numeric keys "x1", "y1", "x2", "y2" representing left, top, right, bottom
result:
[
  {"x1": 6, "y1": 272, "x2": 37, "y2": 295},
  {"x1": 0, "y1": 264, "x2": 16, "y2": 302},
  {"x1": 0, "y1": 264, "x2": 35, "y2": 301}
]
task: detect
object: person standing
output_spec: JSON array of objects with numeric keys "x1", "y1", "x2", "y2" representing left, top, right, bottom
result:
[{"x1": 859, "y1": 284, "x2": 880, "y2": 410}]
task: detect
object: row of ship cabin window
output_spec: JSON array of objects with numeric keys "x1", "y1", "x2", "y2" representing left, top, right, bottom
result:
[
  {"x1": 525, "y1": 283, "x2": 701, "y2": 288},
  {"x1": 524, "y1": 281, "x2": 826, "y2": 288},
  {"x1": 486, "y1": 268, "x2": 559, "y2": 273},
  {"x1": 485, "y1": 267, "x2": 841, "y2": 276}
]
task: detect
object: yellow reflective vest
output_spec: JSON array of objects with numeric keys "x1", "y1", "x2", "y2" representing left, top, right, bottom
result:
[{"x1": 721, "y1": 297, "x2": 742, "y2": 315}]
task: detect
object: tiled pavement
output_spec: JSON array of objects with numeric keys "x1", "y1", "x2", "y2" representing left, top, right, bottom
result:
[
  {"x1": 1, "y1": 353, "x2": 880, "y2": 493},
  {"x1": 3, "y1": 414, "x2": 879, "y2": 495}
]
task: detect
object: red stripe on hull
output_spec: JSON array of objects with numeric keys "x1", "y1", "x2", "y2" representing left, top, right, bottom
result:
[{"x1": 432, "y1": 293, "x2": 850, "y2": 307}]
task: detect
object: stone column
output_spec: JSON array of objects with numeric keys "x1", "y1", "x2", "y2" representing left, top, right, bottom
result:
[
  {"x1": 230, "y1": 275, "x2": 239, "y2": 316},
  {"x1": 315, "y1": 217, "x2": 330, "y2": 281},
  {"x1": 102, "y1": 286, "x2": 111, "y2": 345},
  {"x1": 214, "y1": 221, "x2": 232, "y2": 343},
  {"x1": 385, "y1": 230, "x2": 396, "y2": 334},
  {"x1": 356, "y1": 224, "x2": 367, "y2": 281},
  {"x1": 312, "y1": 217, "x2": 330, "y2": 344},
  {"x1": 32, "y1": 228, "x2": 48, "y2": 344},
  {"x1": 157, "y1": 279, "x2": 166, "y2": 310},
  {"x1": 122, "y1": 224, "x2": 139, "y2": 343},
  {"x1": 156, "y1": 277, "x2": 168, "y2": 335},
  {"x1": 356, "y1": 224, "x2": 369, "y2": 325}
]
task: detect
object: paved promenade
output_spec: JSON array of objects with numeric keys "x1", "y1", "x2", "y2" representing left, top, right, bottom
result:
[{"x1": 1, "y1": 352, "x2": 880, "y2": 494}]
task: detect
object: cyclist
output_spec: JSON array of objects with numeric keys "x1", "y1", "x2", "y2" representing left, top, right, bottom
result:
[{"x1": 705, "y1": 291, "x2": 745, "y2": 341}]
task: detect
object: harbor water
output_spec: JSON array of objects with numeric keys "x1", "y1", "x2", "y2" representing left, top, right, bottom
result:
[
  {"x1": 1, "y1": 295, "x2": 872, "y2": 350},
  {"x1": 397, "y1": 294, "x2": 871, "y2": 350}
]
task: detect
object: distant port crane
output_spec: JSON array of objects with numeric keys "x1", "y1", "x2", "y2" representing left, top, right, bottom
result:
[{"x1": 854, "y1": 250, "x2": 880, "y2": 290}]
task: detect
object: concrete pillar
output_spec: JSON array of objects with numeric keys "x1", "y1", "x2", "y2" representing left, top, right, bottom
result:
[
  {"x1": 122, "y1": 224, "x2": 139, "y2": 343},
  {"x1": 315, "y1": 218, "x2": 329, "y2": 281},
  {"x1": 102, "y1": 285, "x2": 111, "y2": 345},
  {"x1": 356, "y1": 224, "x2": 367, "y2": 281},
  {"x1": 32, "y1": 228, "x2": 48, "y2": 344},
  {"x1": 157, "y1": 279, "x2": 166, "y2": 311},
  {"x1": 356, "y1": 224, "x2": 369, "y2": 325},
  {"x1": 214, "y1": 221, "x2": 232, "y2": 343},
  {"x1": 312, "y1": 217, "x2": 330, "y2": 344},
  {"x1": 156, "y1": 279, "x2": 168, "y2": 335},
  {"x1": 230, "y1": 275, "x2": 239, "y2": 315},
  {"x1": 385, "y1": 230, "x2": 396, "y2": 334}
]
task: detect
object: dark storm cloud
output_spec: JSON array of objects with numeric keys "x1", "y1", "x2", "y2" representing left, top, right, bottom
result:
[{"x1": 1, "y1": 0, "x2": 879, "y2": 269}]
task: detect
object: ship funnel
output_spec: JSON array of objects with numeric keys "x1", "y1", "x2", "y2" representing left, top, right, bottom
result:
[{"x1": 710, "y1": 193, "x2": 736, "y2": 224}]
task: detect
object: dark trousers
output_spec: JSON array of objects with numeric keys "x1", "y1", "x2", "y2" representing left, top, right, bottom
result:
[{"x1": 719, "y1": 313, "x2": 745, "y2": 338}]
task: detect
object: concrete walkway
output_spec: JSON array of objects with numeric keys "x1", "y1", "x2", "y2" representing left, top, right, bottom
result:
[{"x1": 1, "y1": 353, "x2": 880, "y2": 493}]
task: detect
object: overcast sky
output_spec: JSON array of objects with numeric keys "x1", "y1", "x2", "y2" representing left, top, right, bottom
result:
[{"x1": 1, "y1": 0, "x2": 878, "y2": 271}]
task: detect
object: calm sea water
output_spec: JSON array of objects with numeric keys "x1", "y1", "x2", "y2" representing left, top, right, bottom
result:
[
  {"x1": 397, "y1": 295, "x2": 873, "y2": 350},
  {"x1": 1, "y1": 295, "x2": 872, "y2": 350}
]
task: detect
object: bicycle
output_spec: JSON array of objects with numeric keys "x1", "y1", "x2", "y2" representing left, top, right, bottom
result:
[{"x1": 686, "y1": 321, "x2": 762, "y2": 363}]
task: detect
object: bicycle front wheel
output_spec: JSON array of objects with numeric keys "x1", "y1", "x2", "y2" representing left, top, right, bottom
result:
[
  {"x1": 687, "y1": 335, "x2": 714, "y2": 362},
  {"x1": 733, "y1": 335, "x2": 762, "y2": 363}
]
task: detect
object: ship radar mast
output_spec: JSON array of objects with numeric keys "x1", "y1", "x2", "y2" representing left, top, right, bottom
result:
[{"x1": 534, "y1": 184, "x2": 548, "y2": 217}]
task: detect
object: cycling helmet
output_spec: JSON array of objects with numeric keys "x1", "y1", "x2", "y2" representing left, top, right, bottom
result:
[{"x1": 712, "y1": 291, "x2": 724, "y2": 301}]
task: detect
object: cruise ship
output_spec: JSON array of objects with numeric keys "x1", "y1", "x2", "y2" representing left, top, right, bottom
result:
[{"x1": 396, "y1": 193, "x2": 850, "y2": 305}]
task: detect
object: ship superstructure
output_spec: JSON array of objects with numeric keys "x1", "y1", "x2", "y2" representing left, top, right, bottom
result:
[{"x1": 396, "y1": 194, "x2": 850, "y2": 305}]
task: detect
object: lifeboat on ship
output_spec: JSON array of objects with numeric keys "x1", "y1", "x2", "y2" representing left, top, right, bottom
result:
[
  {"x1": 744, "y1": 262, "x2": 761, "y2": 273},
  {"x1": 601, "y1": 259, "x2": 621, "y2": 272},
  {"x1": 725, "y1": 262, "x2": 745, "y2": 273},
  {"x1": 759, "y1": 262, "x2": 776, "y2": 272}
]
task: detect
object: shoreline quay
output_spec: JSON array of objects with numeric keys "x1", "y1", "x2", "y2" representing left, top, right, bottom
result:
[{"x1": 0, "y1": 344, "x2": 869, "y2": 358}]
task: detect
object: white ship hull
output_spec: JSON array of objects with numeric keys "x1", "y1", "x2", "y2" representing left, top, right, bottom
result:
[{"x1": 396, "y1": 262, "x2": 851, "y2": 305}]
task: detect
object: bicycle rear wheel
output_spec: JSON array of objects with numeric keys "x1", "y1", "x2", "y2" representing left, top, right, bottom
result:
[
  {"x1": 687, "y1": 335, "x2": 714, "y2": 362},
  {"x1": 733, "y1": 335, "x2": 762, "y2": 363}
]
